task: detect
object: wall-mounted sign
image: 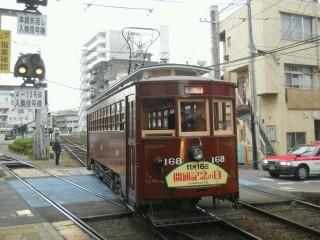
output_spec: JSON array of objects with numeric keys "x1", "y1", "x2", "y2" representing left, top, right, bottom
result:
[
  {"x1": 17, "y1": 13, "x2": 47, "y2": 36},
  {"x1": 0, "y1": 30, "x2": 11, "y2": 73},
  {"x1": 165, "y1": 161, "x2": 228, "y2": 188},
  {"x1": 14, "y1": 87, "x2": 45, "y2": 109}
]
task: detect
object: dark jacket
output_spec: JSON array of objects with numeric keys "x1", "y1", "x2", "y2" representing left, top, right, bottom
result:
[{"x1": 52, "y1": 141, "x2": 61, "y2": 153}]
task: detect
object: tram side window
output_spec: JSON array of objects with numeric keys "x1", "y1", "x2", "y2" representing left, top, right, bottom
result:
[
  {"x1": 213, "y1": 100, "x2": 233, "y2": 135},
  {"x1": 106, "y1": 106, "x2": 110, "y2": 130},
  {"x1": 99, "y1": 110, "x2": 102, "y2": 131},
  {"x1": 141, "y1": 98, "x2": 175, "y2": 137},
  {"x1": 93, "y1": 112, "x2": 96, "y2": 131},
  {"x1": 115, "y1": 102, "x2": 121, "y2": 130},
  {"x1": 111, "y1": 104, "x2": 115, "y2": 130},
  {"x1": 120, "y1": 101, "x2": 125, "y2": 130},
  {"x1": 97, "y1": 110, "x2": 100, "y2": 131},
  {"x1": 180, "y1": 99, "x2": 209, "y2": 134},
  {"x1": 102, "y1": 108, "x2": 106, "y2": 130}
]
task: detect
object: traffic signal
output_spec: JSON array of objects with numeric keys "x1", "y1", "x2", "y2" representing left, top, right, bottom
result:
[
  {"x1": 14, "y1": 53, "x2": 46, "y2": 80},
  {"x1": 16, "y1": 0, "x2": 48, "y2": 6}
]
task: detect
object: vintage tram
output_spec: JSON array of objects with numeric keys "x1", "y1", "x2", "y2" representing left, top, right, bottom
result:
[{"x1": 87, "y1": 63, "x2": 239, "y2": 217}]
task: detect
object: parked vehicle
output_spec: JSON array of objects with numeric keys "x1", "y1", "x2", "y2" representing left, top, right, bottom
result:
[{"x1": 261, "y1": 142, "x2": 320, "y2": 180}]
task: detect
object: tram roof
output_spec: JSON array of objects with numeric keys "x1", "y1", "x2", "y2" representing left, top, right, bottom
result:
[{"x1": 89, "y1": 63, "x2": 215, "y2": 107}]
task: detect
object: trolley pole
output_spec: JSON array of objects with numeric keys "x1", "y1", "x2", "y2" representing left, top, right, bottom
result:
[{"x1": 247, "y1": 0, "x2": 259, "y2": 169}]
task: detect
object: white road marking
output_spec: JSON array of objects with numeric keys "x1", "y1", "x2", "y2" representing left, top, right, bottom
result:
[
  {"x1": 302, "y1": 180, "x2": 320, "y2": 183},
  {"x1": 279, "y1": 187, "x2": 295, "y2": 190},
  {"x1": 259, "y1": 178, "x2": 275, "y2": 181},
  {"x1": 277, "y1": 182, "x2": 296, "y2": 185}
]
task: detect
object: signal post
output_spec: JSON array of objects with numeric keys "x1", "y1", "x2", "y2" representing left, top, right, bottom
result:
[{"x1": 1, "y1": 0, "x2": 48, "y2": 160}]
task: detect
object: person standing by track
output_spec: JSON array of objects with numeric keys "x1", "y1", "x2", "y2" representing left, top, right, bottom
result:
[{"x1": 52, "y1": 137, "x2": 61, "y2": 166}]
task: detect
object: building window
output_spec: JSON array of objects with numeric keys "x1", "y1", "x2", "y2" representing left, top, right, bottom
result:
[
  {"x1": 287, "y1": 132, "x2": 305, "y2": 152},
  {"x1": 227, "y1": 36, "x2": 231, "y2": 47},
  {"x1": 281, "y1": 13, "x2": 312, "y2": 41},
  {"x1": 266, "y1": 125, "x2": 277, "y2": 141},
  {"x1": 284, "y1": 64, "x2": 313, "y2": 89}
]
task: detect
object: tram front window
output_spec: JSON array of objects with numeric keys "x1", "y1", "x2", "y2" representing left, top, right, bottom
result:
[
  {"x1": 180, "y1": 100, "x2": 208, "y2": 133},
  {"x1": 141, "y1": 98, "x2": 175, "y2": 137}
]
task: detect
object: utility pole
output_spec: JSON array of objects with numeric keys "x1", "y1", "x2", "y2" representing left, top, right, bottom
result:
[
  {"x1": 247, "y1": 0, "x2": 259, "y2": 169},
  {"x1": 210, "y1": 5, "x2": 221, "y2": 80}
]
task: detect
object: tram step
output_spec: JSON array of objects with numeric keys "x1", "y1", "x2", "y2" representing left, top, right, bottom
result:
[{"x1": 147, "y1": 207, "x2": 244, "y2": 227}]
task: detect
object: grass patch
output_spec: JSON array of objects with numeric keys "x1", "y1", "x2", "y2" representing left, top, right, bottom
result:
[
  {"x1": 79, "y1": 132, "x2": 87, "y2": 142},
  {"x1": 8, "y1": 138, "x2": 33, "y2": 155}
]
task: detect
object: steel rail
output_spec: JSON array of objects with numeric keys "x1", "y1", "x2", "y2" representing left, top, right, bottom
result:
[
  {"x1": 196, "y1": 206, "x2": 262, "y2": 240},
  {"x1": 239, "y1": 200, "x2": 320, "y2": 237},
  {"x1": 2, "y1": 155, "x2": 126, "y2": 209},
  {"x1": 240, "y1": 184, "x2": 320, "y2": 210},
  {"x1": 62, "y1": 144, "x2": 86, "y2": 166},
  {"x1": 2, "y1": 164, "x2": 107, "y2": 240}
]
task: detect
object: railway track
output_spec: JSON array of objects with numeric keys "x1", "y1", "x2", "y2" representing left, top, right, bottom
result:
[
  {"x1": 3, "y1": 151, "x2": 319, "y2": 239},
  {"x1": 0, "y1": 154, "x2": 132, "y2": 240},
  {"x1": 59, "y1": 135, "x2": 87, "y2": 166},
  {"x1": 229, "y1": 184, "x2": 320, "y2": 240}
]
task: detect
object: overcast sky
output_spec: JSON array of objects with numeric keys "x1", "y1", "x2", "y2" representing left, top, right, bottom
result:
[{"x1": 0, "y1": 0, "x2": 242, "y2": 111}]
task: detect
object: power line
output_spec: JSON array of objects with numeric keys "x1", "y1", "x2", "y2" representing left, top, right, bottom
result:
[
  {"x1": 46, "y1": 79, "x2": 99, "y2": 93},
  {"x1": 219, "y1": 0, "x2": 243, "y2": 14},
  {"x1": 223, "y1": 0, "x2": 282, "y2": 33},
  {"x1": 208, "y1": 38, "x2": 320, "y2": 69},
  {"x1": 82, "y1": 3, "x2": 153, "y2": 14}
]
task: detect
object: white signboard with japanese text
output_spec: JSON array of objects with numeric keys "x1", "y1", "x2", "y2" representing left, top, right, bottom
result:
[
  {"x1": 17, "y1": 13, "x2": 47, "y2": 36},
  {"x1": 14, "y1": 88, "x2": 45, "y2": 109}
]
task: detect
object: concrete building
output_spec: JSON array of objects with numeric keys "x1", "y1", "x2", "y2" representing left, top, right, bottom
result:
[
  {"x1": 78, "y1": 30, "x2": 132, "y2": 132},
  {"x1": 0, "y1": 90, "x2": 35, "y2": 128},
  {"x1": 219, "y1": 0, "x2": 320, "y2": 159},
  {"x1": 55, "y1": 109, "x2": 79, "y2": 134},
  {"x1": 78, "y1": 29, "x2": 160, "y2": 132}
]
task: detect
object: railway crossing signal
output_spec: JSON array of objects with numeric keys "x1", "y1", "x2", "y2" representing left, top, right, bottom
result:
[{"x1": 14, "y1": 53, "x2": 46, "y2": 80}]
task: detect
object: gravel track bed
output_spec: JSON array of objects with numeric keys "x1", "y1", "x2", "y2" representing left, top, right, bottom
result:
[
  {"x1": 171, "y1": 222, "x2": 251, "y2": 240},
  {"x1": 85, "y1": 215, "x2": 163, "y2": 240},
  {"x1": 229, "y1": 208, "x2": 319, "y2": 240},
  {"x1": 256, "y1": 202, "x2": 320, "y2": 230}
]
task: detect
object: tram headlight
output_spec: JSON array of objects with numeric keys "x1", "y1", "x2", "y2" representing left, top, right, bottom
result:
[
  {"x1": 190, "y1": 145, "x2": 204, "y2": 161},
  {"x1": 153, "y1": 156, "x2": 164, "y2": 170}
]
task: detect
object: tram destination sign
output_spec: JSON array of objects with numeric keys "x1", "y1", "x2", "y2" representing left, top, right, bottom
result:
[
  {"x1": 17, "y1": 13, "x2": 47, "y2": 36},
  {"x1": 165, "y1": 161, "x2": 228, "y2": 188},
  {"x1": 14, "y1": 87, "x2": 45, "y2": 109}
]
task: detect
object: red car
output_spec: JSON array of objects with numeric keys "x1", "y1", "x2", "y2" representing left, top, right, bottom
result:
[{"x1": 261, "y1": 143, "x2": 320, "y2": 180}]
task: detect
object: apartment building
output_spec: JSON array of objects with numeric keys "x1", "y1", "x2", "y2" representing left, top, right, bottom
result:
[
  {"x1": 220, "y1": 0, "x2": 320, "y2": 157},
  {"x1": 78, "y1": 29, "x2": 161, "y2": 132},
  {"x1": 55, "y1": 109, "x2": 79, "y2": 134}
]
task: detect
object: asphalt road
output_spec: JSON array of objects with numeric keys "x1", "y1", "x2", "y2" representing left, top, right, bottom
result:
[{"x1": 239, "y1": 167, "x2": 320, "y2": 194}]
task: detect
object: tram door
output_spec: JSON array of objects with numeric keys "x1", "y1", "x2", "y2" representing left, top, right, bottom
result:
[{"x1": 126, "y1": 95, "x2": 136, "y2": 201}]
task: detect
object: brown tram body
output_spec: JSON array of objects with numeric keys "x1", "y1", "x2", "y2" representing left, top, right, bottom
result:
[{"x1": 87, "y1": 64, "x2": 239, "y2": 210}]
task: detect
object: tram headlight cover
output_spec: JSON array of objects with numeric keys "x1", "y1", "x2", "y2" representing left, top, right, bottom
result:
[
  {"x1": 153, "y1": 156, "x2": 164, "y2": 170},
  {"x1": 190, "y1": 145, "x2": 204, "y2": 161}
]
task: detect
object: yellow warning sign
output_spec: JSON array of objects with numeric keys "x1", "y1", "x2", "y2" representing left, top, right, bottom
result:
[
  {"x1": 165, "y1": 161, "x2": 229, "y2": 189},
  {"x1": 0, "y1": 30, "x2": 11, "y2": 73}
]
